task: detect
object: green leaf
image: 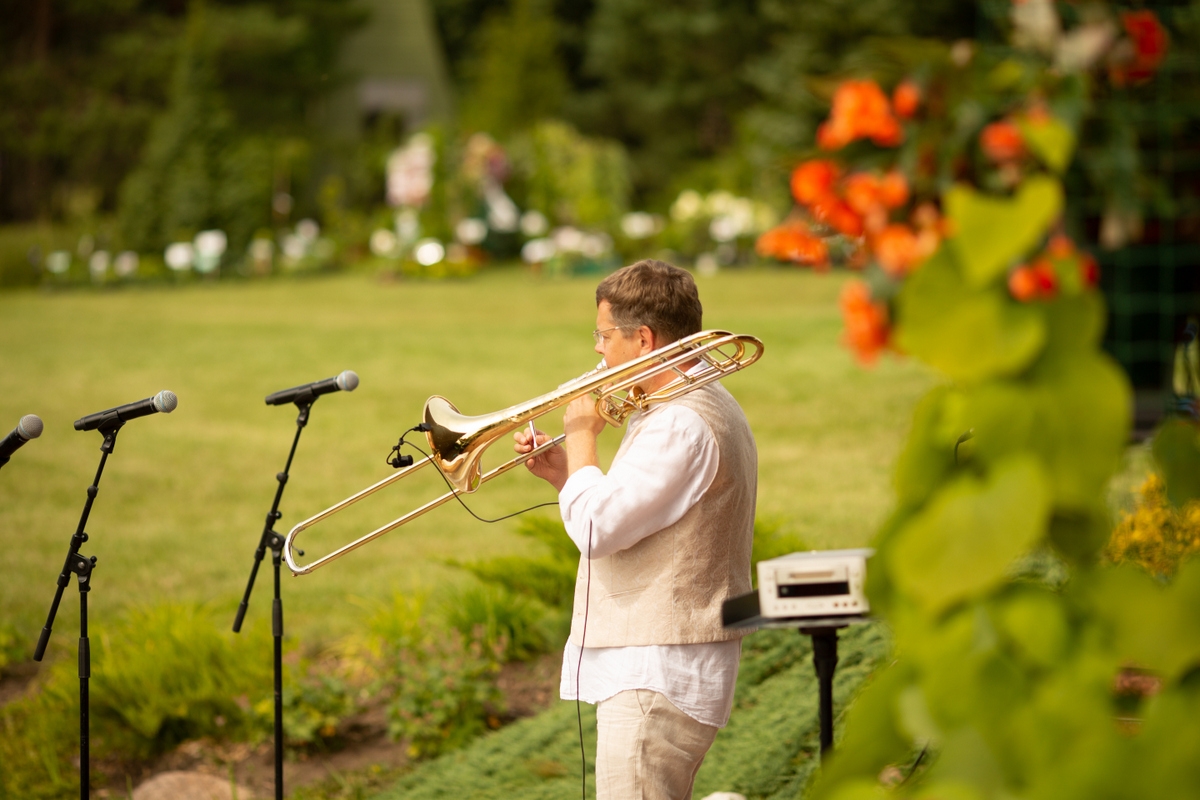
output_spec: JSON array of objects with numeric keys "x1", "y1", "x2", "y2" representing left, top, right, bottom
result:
[
  {"x1": 893, "y1": 385, "x2": 968, "y2": 509},
  {"x1": 954, "y1": 307, "x2": 1130, "y2": 515},
  {"x1": 1151, "y1": 418, "x2": 1200, "y2": 506},
  {"x1": 896, "y1": 248, "x2": 1046, "y2": 382},
  {"x1": 1026, "y1": 352, "x2": 1131, "y2": 511},
  {"x1": 890, "y1": 456, "x2": 1051, "y2": 613},
  {"x1": 1018, "y1": 116, "x2": 1077, "y2": 174},
  {"x1": 1083, "y1": 563, "x2": 1200, "y2": 679},
  {"x1": 992, "y1": 587, "x2": 1069, "y2": 669},
  {"x1": 945, "y1": 176, "x2": 1064, "y2": 287}
]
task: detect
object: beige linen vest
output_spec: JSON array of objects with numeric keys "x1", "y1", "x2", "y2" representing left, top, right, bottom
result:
[{"x1": 568, "y1": 381, "x2": 757, "y2": 648}]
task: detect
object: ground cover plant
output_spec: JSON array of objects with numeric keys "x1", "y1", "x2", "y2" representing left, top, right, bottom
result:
[{"x1": 370, "y1": 623, "x2": 892, "y2": 800}]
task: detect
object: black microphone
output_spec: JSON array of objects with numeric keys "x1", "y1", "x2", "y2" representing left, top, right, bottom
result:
[
  {"x1": 0, "y1": 414, "x2": 44, "y2": 467},
  {"x1": 74, "y1": 391, "x2": 178, "y2": 431},
  {"x1": 265, "y1": 370, "x2": 359, "y2": 406}
]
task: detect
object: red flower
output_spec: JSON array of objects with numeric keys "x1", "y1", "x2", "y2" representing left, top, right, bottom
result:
[
  {"x1": 981, "y1": 121, "x2": 1025, "y2": 162},
  {"x1": 1031, "y1": 258, "x2": 1058, "y2": 297},
  {"x1": 1079, "y1": 253, "x2": 1100, "y2": 287},
  {"x1": 1112, "y1": 10, "x2": 1169, "y2": 85},
  {"x1": 840, "y1": 280, "x2": 891, "y2": 364}
]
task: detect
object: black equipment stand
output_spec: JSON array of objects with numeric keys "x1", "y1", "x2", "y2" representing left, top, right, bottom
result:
[
  {"x1": 232, "y1": 400, "x2": 311, "y2": 800},
  {"x1": 723, "y1": 591, "x2": 867, "y2": 760},
  {"x1": 800, "y1": 624, "x2": 844, "y2": 757},
  {"x1": 33, "y1": 422, "x2": 124, "y2": 800}
]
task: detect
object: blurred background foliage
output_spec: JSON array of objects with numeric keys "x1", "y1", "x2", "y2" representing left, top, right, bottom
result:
[
  {"x1": 0, "y1": 0, "x2": 1044, "y2": 286},
  {"x1": 1, "y1": 0, "x2": 1195, "y2": 296}
]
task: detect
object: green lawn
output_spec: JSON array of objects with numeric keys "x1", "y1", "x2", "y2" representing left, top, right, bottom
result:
[{"x1": 0, "y1": 266, "x2": 932, "y2": 657}]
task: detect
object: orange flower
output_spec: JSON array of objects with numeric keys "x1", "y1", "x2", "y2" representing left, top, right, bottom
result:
[
  {"x1": 872, "y1": 224, "x2": 921, "y2": 276},
  {"x1": 879, "y1": 170, "x2": 910, "y2": 209},
  {"x1": 840, "y1": 280, "x2": 891, "y2": 364},
  {"x1": 912, "y1": 201, "x2": 941, "y2": 231},
  {"x1": 756, "y1": 222, "x2": 830, "y2": 267},
  {"x1": 844, "y1": 173, "x2": 883, "y2": 216},
  {"x1": 981, "y1": 120, "x2": 1025, "y2": 162},
  {"x1": 893, "y1": 80, "x2": 921, "y2": 119},
  {"x1": 819, "y1": 80, "x2": 905, "y2": 151},
  {"x1": 1008, "y1": 266, "x2": 1038, "y2": 302},
  {"x1": 811, "y1": 195, "x2": 864, "y2": 237},
  {"x1": 1047, "y1": 233, "x2": 1075, "y2": 259},
  {"x1": 790, "y1": 160, "x2": 840, "y2": 206}
]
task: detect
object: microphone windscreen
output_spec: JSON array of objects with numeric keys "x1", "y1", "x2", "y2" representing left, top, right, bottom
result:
[
  {"x1": 18, "y1": 414, "x2": 43, "y2": 439},
  {"x1": 154, "y1": 390, "x2": 179, "y2": 414},
  {"x1": 337, "y1": 370, "x2": 360, "y2": 392}
]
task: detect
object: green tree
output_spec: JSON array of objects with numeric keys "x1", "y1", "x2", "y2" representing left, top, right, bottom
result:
[
  {"x1": 0, "y1": 0, "x2": 363, "y2": 230},
  {"x1": 457, "y1": 0, "x2": 571, "y2": 139}
]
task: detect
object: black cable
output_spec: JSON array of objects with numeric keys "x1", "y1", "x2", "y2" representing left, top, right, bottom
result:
[
  {"x1": 577, "y1": 520, "x2": 593, "y2": 800},
  {"x1": 395, "y1": 426, "x2": 582, "y2": 790},
  {"x1": 392, "y1": 431, "x2": 559, "y2": 523}
]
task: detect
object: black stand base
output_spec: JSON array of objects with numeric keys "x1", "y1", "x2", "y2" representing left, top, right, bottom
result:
[{"x1": 801, "y1": 626, "x2": 842, "y2": 758}]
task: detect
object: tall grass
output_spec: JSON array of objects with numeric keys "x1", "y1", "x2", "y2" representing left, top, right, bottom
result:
[
  {"x1": 0, "y1": 268, "x2": 932, "y2": 655},
  {"x1": 0, "y1": 603, "x2": 270, "y2": 798}
]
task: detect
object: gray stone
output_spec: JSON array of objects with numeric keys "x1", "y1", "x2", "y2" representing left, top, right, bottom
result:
[{"x1": 131, "y1": 770, "x2": 254, "y2": 800}]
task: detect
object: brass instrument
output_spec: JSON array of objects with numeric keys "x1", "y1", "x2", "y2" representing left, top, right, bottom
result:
[{"x1": 283, "y1": 330, "x2": 763, "y2": 575}]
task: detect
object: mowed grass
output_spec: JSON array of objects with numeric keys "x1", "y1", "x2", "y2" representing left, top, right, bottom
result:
[{"x1": 0, "y1": 267, "x2": 933, "y2": 656}]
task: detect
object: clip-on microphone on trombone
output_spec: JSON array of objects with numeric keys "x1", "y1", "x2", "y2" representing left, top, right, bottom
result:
[
  {"x1": 232, "y1": 370, "x2": 357, "y2": 800},
  {"x1": 386, "y1": 423, "x2": 431, "y2": 469}
]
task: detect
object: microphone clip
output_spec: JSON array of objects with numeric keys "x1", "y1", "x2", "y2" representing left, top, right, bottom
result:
[{"x1": 386, "y1": 423, "x2": 431, "y2": 470}]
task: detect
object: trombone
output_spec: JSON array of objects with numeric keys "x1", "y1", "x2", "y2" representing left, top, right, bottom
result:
[{"x1": 283, "y1": 329, "x2": 763, "y2": 575}]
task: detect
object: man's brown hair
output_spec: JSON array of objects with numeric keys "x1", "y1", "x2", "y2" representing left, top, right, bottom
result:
[{"x1": 596, "y1": 259, "x2": 703, "y2": 344}]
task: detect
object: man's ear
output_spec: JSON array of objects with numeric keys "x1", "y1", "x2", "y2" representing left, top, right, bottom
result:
[{"x1": 637, "y1": 325, "x2": 657, "y2": 354}]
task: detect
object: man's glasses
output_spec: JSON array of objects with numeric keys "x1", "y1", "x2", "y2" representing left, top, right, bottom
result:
[{"x1": 592, "y1": 326, "x2": 631, "y2": 345}]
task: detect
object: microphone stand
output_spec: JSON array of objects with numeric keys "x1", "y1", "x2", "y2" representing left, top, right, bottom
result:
[
  {"x1": 33, "y1": 421, "x2": 124, "y2": 800},
  {"x1": 232, "y1": 398, "x2": 312, "y2": 800}
]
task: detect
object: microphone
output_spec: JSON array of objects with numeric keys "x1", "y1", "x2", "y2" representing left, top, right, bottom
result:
[
  {"x1": 0, "y1": 414, "x2": 44, "y2": 467},
  {"x1": 265, "y1": 370, "x2": 359, "y2": 406},
  {"x1": 74, "y1": 391, "x2": 178, "y2": 431}
]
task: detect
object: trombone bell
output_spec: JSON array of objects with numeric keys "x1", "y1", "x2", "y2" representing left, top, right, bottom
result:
[{"x1": 423, "y1": 395, "x2": 492, "y2": 494}]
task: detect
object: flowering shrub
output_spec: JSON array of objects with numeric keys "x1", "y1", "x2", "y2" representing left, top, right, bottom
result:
[
  {"x1": 757, "y1": 2, "x2": 1171, "y2": 364},
  {"x1": 751, "y1": 5, "x2": 1200, "y2": 800}
]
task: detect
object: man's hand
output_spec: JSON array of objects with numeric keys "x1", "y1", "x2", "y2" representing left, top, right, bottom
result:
[
  {"x1": 563, "y1": 394, "x2": 606, "y2": 439},
  {"x1": 563, "y1": 395, "x2": 603, "y2": 479},
  {"x1": 515, "y1": 427, "x2": 568, "y2": 491}
]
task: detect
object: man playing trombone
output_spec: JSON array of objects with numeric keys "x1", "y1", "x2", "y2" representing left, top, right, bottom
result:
[{"x1": 516, "y1": 259, "x2": 758, "y2": 800}]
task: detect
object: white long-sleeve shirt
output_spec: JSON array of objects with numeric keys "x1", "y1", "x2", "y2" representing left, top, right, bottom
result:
[{"x1": 558, "y1": 401, "x2": 742, "y2": 728}]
